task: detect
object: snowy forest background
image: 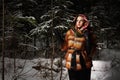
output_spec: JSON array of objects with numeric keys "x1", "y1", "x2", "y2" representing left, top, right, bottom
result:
[{"x1": 0, "y1": 0, "x2": 120, "y2": 80}]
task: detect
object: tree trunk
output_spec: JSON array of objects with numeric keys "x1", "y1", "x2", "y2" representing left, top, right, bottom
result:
[
  {"x1": 33, "y1": 35, "x2": 36, "y2": 56},
  {"x1": 2, "y1": 0, "x2": 5, "y2": 80}
]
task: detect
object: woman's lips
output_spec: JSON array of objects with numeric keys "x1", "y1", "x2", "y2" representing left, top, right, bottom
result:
[{"x1": 77, "y1": 27, "x2": 81, "y2": 29}]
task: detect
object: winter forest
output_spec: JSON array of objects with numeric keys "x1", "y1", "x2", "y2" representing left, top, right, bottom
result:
[{"x1": 0, "y1": 0, "x2": 120, "y2": 80}]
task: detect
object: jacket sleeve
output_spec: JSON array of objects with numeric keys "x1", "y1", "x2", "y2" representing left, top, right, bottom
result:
[{"x1": 61, "y1": 30, "x2": 70, "y2": 51}]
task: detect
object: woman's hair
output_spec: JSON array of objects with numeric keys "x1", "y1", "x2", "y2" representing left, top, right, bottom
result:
[{"x1": 73, "y1": 14, "x2": 89, "y2": 30}]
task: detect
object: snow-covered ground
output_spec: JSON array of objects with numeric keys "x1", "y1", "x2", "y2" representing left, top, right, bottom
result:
[
  {"x1": 0, "y1": 49, "x2": 120, "y2": 80},
  {"x1": 0, "y1": 58, "x2": 119, "y2": 80}
]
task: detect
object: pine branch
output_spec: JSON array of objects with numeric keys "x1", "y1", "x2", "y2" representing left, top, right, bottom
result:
[{"x1": 32, "y1": 65, "x2": 60, "y2": 73}]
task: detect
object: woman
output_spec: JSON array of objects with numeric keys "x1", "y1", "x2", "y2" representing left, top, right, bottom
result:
[{"x1": 61, "y1": 14, "x2": 96, "y2": 80}]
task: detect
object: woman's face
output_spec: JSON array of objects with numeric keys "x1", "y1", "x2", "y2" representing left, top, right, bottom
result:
[{"x1": 75, "y1": 16, "x2": 84, "y2": 29}]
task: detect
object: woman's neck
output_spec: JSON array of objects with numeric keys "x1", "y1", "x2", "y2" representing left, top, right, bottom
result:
[{"x1": 75, "y1": 27, "x2": 82, "y2": 34}]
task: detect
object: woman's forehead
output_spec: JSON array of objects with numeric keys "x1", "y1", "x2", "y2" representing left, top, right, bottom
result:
[{"x1": 77, "y1": 16, "x2": 83, "y2": 20}]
